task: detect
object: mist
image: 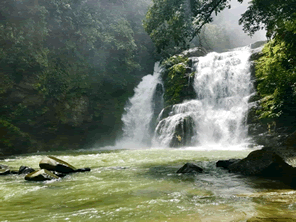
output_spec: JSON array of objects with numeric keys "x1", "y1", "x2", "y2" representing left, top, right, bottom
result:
[{"x1": 213, "y1": 0, "x2": 267, "y2": 47}]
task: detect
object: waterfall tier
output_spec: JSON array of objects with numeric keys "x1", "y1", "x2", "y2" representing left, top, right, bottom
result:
[
  {"x1": 154, "y1": 47, "x2": 253, "y2": 148},
  {"x1": 118, "y1": 63, "x2": 162, "y2": 147}
]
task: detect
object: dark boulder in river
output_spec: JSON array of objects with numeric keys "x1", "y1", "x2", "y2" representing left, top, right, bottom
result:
[
  {"x1": 177, "y1": 163, "x2": 203, "y2": 174},
  {"x1": 228, "y1": 149, "x2": 296, "y2": 188},
  {"x1": 39, "y1": 156, "x2": 91, "y2": 174},
  {"x1": 25, "y1": 169, "x2": 59, "y2": 181},
  {"x1": 39, "y1": 156, "x2": 77, "y2": 173}
]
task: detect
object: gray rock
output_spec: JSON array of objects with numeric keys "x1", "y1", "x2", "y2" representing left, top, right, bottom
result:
[
  {"x1": 25, "y1": 169, "x2": 59, "y2": 181},
  {"x1": 39, "y1": 156, "x2": 76, "y2": 173},
  {"x1": 177, "y1": 163, "x2": 203, "y2": 174}
]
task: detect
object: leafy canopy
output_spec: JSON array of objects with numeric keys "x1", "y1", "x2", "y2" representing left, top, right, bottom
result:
[
  {"x1": 143, "y1": 0, "x2": 243, "y2": 55},
  {"x1": 144, "y1": 0, "x2": 296, "y2": 55}
]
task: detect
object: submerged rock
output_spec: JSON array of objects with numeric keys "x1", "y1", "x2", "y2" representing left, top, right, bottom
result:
[
  {"x1": 39, "y1": 156, "x2": 77, "y2": 173},
  {"x1": 177, "y1": 163, "x2": 203, "y2": 174},
  {"x1": 25, "y1": 169, "x2": 59, "y2": 181}
]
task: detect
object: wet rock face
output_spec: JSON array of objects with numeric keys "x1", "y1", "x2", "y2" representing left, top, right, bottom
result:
[
  {"x1": 169, "y1": 116, "x2": 195, "y2": 147},
  {"x1": 228, "y1": 149, "x2": 296, "y2": 183},
  {"x1": 176, "y1": 163, "x2": 203, "y2": 174},
  {"x1": 222, "y1": 148, "x2": 296, "y2": 188},
  {"x1": 283, "y1": 130, "x2": 296, "y2": 148}
]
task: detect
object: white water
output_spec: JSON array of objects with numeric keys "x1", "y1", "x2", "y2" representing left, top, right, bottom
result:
[
  {"x1": 194, "y1": 47, "x2": 252, "y2": 146},
  {"x1": 118, "y1": 63, "x2": 162, "y2": 147},
  {"x1": 154, "y1": 46, "x2": 253, "y2": 148}
]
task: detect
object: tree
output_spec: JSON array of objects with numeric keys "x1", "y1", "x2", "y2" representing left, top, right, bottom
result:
[
  {"x1": 143, "y1": 0, "x2": 242, "y2": 56},
  {"x1": 239, "y1": 0, "x2": 296, "y2": 38},
  {"x1": 144, "y1": 0, "x2": 296, "y2": 56}
]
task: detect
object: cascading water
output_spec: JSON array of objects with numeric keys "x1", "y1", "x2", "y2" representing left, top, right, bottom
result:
[
  {"x1": 154, "y1": 46, "x2": 253, "y2": 148},
  {"x1": 118, "y1": 63, "x2": 162, "y2": 147}
]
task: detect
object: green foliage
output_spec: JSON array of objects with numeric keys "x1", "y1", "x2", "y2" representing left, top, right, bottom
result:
[
  {"x1": 143, "y1": 0, "x2": 238, "y2": 56},
  {"x1": 0, "y1": 119, "x2": 33, "y2": 155},
  {"x1": 255, "y1": 25, "x2": 296, "y2": 125},
  {"x1": 0, "y1": 0, "x2": 155, "y2": 155},
  {"x1": 239, "y1": 0, "x2": 296, "y2": 38}
]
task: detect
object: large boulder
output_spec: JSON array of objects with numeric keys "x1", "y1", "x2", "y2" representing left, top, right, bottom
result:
[
  {"x1": 228, "y1": 149, "x2": 296, "y2": 187},
  {"x1": 25, "y1": 169, "x2": 59, "y2": 181},
  {"x1": 177, "y1": 163, "x2": 203, "y2": 174},
  {"x1": 39, "y1": 156, "x2": 77, "y2": 173},
  {"x1": 228, "y1": 149, "x2": 294, "y2": 176}
]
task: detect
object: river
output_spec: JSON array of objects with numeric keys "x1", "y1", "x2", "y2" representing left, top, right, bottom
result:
[{"x1": 1, "y1": 147, "x2": 296, "y2": 221}]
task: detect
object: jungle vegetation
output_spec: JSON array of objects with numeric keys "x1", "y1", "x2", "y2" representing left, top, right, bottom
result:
[{"x1": 0, "y1": 0, "x2": 155, "y2": 155}]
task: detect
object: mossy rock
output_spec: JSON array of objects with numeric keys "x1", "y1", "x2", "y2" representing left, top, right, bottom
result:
[
  {"x1": 161, "y1": 55, "x2": 196, "y2": 106},
  {"x1": 25, "y1": 169, "x2": 59, "y2": 181},
  {"x1": 39, "y1": 156, "x2": 77, "y2": 173}
]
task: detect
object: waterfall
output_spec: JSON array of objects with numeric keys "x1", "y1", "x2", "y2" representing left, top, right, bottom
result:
[
  {"x1": 118, "y1": 63, "x2": 163, "y2": 147},
  {"x1": 154, "y1": 46, "x2": 253, "y2": 148}
]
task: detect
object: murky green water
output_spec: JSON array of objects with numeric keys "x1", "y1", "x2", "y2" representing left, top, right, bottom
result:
[{"x1": 1, "y1": 148, "x2": 296, "y2": 221}]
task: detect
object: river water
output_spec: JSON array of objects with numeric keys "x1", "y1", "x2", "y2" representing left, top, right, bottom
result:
[{"x1": 1, "y1": 147, "x2": 296, "y2": 221}]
